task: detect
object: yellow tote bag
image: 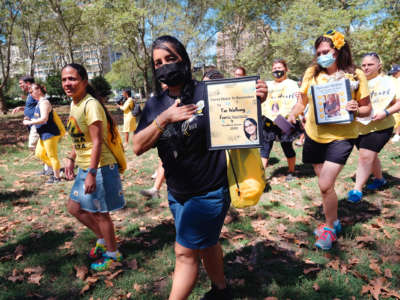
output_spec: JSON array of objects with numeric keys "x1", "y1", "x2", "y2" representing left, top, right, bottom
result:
[
  {"x1": 226, "y1": 148, "x2": 267, "y2": 208},
  {"x1": 52, "y1": 110, "x2": 66, "y2": 137}
]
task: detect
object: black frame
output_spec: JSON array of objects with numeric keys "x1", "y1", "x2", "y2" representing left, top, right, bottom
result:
[
  {"x1": 204, "y1": 75, "x2": 262, "y2": 150},
  {"x1": 311, "y1": 78, "x2": 354, "y2": 125}
]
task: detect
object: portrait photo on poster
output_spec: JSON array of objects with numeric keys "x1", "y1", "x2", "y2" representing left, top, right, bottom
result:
[
  {"x1": 204, "y1": 76, "x2": 262, "y2": 150},
  {"x1": 311, "y1": 78, "x2": 354, "y2": 125}
]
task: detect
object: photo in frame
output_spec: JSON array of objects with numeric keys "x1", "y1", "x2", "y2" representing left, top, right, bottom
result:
[
  {"x1": 205, "y1": 76, "x2": 262, "y2": 150},
  {"x1": 311, "y1": 78, "x2": 354, "y2": 125}
]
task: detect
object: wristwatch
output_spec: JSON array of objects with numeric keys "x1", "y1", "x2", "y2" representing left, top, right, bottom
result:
[{"x1": 87, "y1": 168, "x2": 97, "y2": 175}]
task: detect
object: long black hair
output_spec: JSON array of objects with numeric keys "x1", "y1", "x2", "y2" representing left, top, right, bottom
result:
[
  {"x1": 313, "y1": 36, "x2": 357, "y2": 77},
  {"x1": 151, "y1": 35, "x2": 195, "y2": 104},
  {"x1": 243, "y1": 118, "x2": 258, "y2": 140},
  {"x1": 61, "y1": 63, "x2": 117, "y2": 142}
]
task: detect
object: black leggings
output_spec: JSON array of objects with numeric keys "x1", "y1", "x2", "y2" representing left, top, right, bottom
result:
[{"x1": 260, "y1": 140, "x2": 296, "y2": 159}]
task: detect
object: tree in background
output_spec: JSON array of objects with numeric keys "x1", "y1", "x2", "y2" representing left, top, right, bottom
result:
[
  {"x1": 45, "y1": 71, "x2": 64, "y2": 101},
  {"x1": 15, "y1": 0, "x2": 50, "y2": 76},
  {"x1": 0, "y1": 1, "x2": 22, "y2": 114},
  {"x1": 90, "y1": 76, "x2": 112, "y2": 101}
]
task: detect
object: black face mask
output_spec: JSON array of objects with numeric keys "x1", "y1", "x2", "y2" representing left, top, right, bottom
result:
[
  {"x1": 155, "y1": 61, "x2": 187, "y2": 86},
  {"x1": 272, "y1": 70, "x2": 285, "y2": 79}
]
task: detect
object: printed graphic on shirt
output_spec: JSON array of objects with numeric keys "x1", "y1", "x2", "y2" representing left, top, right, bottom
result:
[
  {"x1": 368, "y1": 75, "x2": 396, "y2": 112},
  {"x1": 262, "y1": 80, "x2": 298, "y2": 120},
  {"x1": 67, "y1": 116, "x2": 86, "y2": 149}
]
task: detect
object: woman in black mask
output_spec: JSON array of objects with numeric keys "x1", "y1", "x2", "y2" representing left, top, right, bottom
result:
[
  {"x1": 261, "y1": 59, "x2": 302, "y2": 181},
  {"x1": 133, "y1": 35, "x2": 267, "y2": 300}
]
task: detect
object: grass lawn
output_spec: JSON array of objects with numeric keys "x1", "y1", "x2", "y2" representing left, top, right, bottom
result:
[{"x1": 0, "y1": 106, "x2": 399, "y2": 299}]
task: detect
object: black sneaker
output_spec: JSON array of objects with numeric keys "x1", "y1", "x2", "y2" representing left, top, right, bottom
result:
[
  {"x1": 201, "y1": 284, "x2": 232, "y2": 300},
  {"x1": 46, "y1": 176, "x2": 60, "y2": 184}
]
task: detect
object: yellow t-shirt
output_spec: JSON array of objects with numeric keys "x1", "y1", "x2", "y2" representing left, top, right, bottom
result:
[
  {"x1": 119, "y1": 97, "x2": 136, "y2": 133},
  {"x1": 67, "y1": 94, "x2": 116, "y2": 169},
  {"x1": 262, "y1": 79, "x2": 299, "y2": 120},
  {"x1": 392, "y1": 77, "x2": 400, "y2": 128},
  {"x1": 359, "y1": 75, "x2": 399, "y2": 135},
  {"x1": 300, "y1": 66, "x2": 369, "y2": 143}
]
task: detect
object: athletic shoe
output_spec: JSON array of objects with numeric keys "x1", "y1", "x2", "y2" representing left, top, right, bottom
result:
[
  {"x1": 366, "y1": 178, "x2": 387, "y2": 190},
  {"x1": 285, "y1": 173, "x2": 296, "y2": 182},
  {"x1": 90, "y1": 252, "x2": 123, "y2": 271},
  {"x1": 314, "y1": 220, "x2": 341, "y2": 237},
  {"x1": 347, "y1": 189, "x2": 363, "y2": 203},
  {"x1": 140, "y1": 187, "x2": 160, "y2": 199},
  {"x1": 315, "y1": 226, "x2": 337, "y2": 250},
  {"x1": 46, "y1": 176, "x2": 60, "y2": 184},
  {"x1": 391, "y1": 134, "x2": 400, "y2": 142},
  {"x1": 200, "y1": 284, "x2": 232, "y2": 300},
  {"x1": 37, "y1": 168, "x2": 54, "y2": 176},
  {"x1": 88, "y1": 243, "x2": 106, "y2": 260}
]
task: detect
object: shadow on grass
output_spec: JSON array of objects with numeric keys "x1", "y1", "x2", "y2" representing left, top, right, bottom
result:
[
  {"x1": 120, "y1": 219, "x2": 176, "y2": 255},
  {"x1": 311, "y1": 199, "x2": 380, "y2": 226},
  {"x1": 0, "y1": 230, "x2": 83, "y2": 300},
  {"x1": 0, "y1": 189, "x2": 36, "y2": 203},
  {"x1": 268, "y1": 157, "x2": 280, "y2": 166},
  {"x1": 224, "y1": 240, "x2": 317, "y2": 298},
  {"x1": 269, "y1": 163, "x2": 315, "y2": 179}
]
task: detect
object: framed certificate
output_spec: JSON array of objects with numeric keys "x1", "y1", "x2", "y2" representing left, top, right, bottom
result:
[
  {"x1": 311, "y1": 78, "x2": 354, "y2": 125},
  {"x1": 205, "y1": 76, "x2": 262, "y2": 150}
]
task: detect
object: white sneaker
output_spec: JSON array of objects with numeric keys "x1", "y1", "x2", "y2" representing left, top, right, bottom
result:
[
  {"x1": 391, "y1": 135, "x2": 400, "y2": 142},
  {"x1": 140, "y1": 187, "x2": 160, "y2": 199},
  {"x1": 151, "y1": 171, "x2": 158, "y2": 179}
]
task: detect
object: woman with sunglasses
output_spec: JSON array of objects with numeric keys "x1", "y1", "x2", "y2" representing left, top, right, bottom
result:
[
  {"x1": 348, "y1": 53, "x2": 400, "y2": 202},
  {"x1": 133, "y1": 35, "x2": 267, "y2": 300},
  {"x1": 288, "y1": 30, "x2": 372, "y2": 250},
  {"x1": 22, "y1": 83, "x2": 65, "y2": 184}
]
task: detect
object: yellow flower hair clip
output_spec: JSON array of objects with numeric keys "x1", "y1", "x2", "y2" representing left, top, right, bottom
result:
[{"x1": 323, "y1": 30, "x2": 345, "y2": 50}]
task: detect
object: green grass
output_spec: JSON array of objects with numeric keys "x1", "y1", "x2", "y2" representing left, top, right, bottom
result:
[{"x1": 0, "y1": 110, "x2": 400, "y2": 299}]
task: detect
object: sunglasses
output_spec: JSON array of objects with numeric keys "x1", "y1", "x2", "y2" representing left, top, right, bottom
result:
[
  {"x1": 325, "y1": 29, "x2": 336, "y2": 36},
  {"x1": 363, "y1": 52, "x2": 381, "y2": 61}
]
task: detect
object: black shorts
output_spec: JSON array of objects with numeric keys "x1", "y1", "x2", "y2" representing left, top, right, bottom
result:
[
  {"x1": 260, "y1": 140, "x2": 296, "y2": 159},
  {"x1": 302, "y1": 134, "x2": 354, "y2": 165},
  {"x1": 355, "y1": 127, "x2": 393, "y2": 153}
]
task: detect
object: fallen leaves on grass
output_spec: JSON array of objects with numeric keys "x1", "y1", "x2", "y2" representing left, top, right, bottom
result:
[
  {"x1": 74, "y1": 265, "x2": 88, "y2": 280},
  {"x1": 127, "y1": 258, "x2": 138, "y2": 270},
  {"x1": 14, "y1": 244, "x2": 24, "y2": 260}
]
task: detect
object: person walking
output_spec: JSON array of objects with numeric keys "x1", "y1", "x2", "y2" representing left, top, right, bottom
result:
[
  {"x1": 348, "y1": 53, "x2": 400, "y2": 202},
  {"x1": 22, "y1": 83, "x2": 65, "y2": 183},
  {"x1": 288, "y1": 30, "x2": 372, "y2": 250},
  {"x1": 133, "y1": 35, "x2": 267, "y2": 300},
  {"x1": 62, "y1": 63, "x2": 125, "y2": 271},
  {"x1": 118, "y1": 89, "x2": 137, "y2": 147}
]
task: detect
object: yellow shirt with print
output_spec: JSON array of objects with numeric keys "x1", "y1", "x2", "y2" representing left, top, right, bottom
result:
[
  {"x1": 393, "y1": 77, "x2": 400, "y2": 128},
  {"x1": 359, "y1": 75, "x2": 399, "y2": 135},
  {"x1": 300, "y1": 66, "x2": 369, "y2": 143},
  {"x1": 262, "y1": 79, "x2": 299, "y2": 120},
  {"x1": 67, "y1": 94, "x2": 116, "y2": 169},
  {"x1": 119, "y1": 97, "x2": 136, "y2": 133}
]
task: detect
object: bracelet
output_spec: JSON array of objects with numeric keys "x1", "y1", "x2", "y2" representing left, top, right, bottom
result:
[
  {"x1": 66, "y1": 157, "x2": 75, "y2": 163},
  {"x1": 153, "y1": 117, "x2": 165, "y2": 133},
  {"x1": 384, "y1": 109, "x2": 390, "y2": 117}
]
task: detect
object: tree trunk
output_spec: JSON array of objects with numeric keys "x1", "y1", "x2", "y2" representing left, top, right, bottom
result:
[{"x1": 0, "y1": 89, "x2": 8, "y2": 114}]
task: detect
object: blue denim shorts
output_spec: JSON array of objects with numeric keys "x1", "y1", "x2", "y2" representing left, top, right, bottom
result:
[
  {"x1": 168, "y1": 186, "x2": 231, "y2": 249},
  {"x1": 70, "y1": 164, "x2": 125, "y2": 213}
]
